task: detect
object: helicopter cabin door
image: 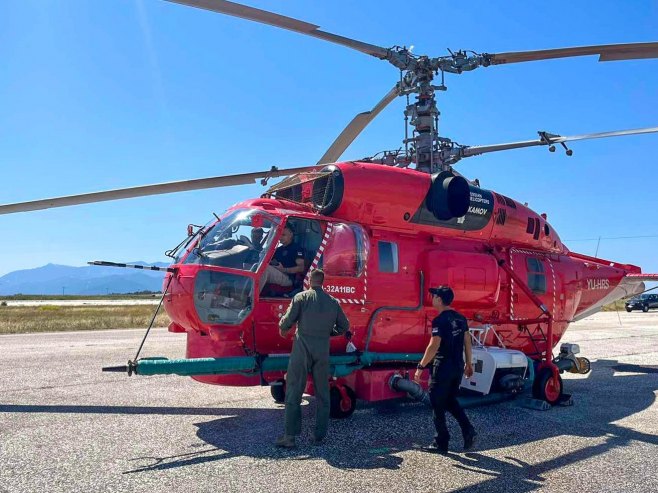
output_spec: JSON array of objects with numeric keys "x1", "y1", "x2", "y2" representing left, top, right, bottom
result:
[
  {"x1": 509, "y1": 249, "x2": 559, "y2": 322},
  {"x1": 252, "y1": 219, "x2": 368, "y2": 353}
]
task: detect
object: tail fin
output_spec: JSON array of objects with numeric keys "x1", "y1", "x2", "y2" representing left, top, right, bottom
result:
[{"x1": 573, "y1": 274, "x2": 646, "y2": 321}]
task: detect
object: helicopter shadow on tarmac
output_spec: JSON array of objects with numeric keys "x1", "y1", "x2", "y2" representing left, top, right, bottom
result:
[
  {"x1": 123, "y1": 397, "x2": 409, "y2": 473},
  {"x1": 432, "y1": 359, "x2": 658, "y2": 492},
  {"x1": 122, "y1": 358, "x2": 657, "y2": 475}
]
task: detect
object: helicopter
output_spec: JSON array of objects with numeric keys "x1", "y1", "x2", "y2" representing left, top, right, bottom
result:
[{"x1": 2, "y1": 0, "x2": 658, "y2": 417}]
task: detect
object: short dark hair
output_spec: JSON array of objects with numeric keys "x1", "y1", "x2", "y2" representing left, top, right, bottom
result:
[
  {"x1": 310, "y1": 269, "x2": 324, "y2": 285},
  {"x1": 429, "y1": 286, "x2": 454, "y2": 305}
]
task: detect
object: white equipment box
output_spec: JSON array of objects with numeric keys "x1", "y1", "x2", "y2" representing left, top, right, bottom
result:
[{"x1": 460, "y1": 346, "x2": 528, "y2": 395}]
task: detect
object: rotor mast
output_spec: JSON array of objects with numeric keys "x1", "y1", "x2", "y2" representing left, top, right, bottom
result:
[{"x1": 380, "y1": 48, "x2": 491, "y2": 173}]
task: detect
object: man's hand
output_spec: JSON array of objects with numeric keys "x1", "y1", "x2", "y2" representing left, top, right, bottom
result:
[
  {"x1": 279, "y1": 328, "x2": 288, "y2": 338},
  {"x1": 413, "y1": 369, "x2": 423, "y2": 383},
  {"x1": 274, "y1": 262, "x2": 285, "y2": 272},
  {"x1": 464, "y1": 362, "x2": 474, "y2": 379}
]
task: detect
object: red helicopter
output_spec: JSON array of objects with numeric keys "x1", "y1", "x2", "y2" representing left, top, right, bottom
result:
[{"x1": 2, "y1": 0, "x2": 658, "y2": 416}]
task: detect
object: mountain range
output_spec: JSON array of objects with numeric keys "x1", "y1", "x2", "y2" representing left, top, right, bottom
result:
[{"x1": 0, "y1": 262, "x2": 168, "y2": 295}]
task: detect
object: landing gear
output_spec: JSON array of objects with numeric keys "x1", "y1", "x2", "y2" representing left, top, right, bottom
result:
[
  {"x1": 532, "y1": 368, "x2": 563, "y2": 405},
  {"x1": 270, "y1": 378, "x2": 286, "y2": 403},
  {"x1": 330, "y1": 384, "x2": 356, "y2": 419}
]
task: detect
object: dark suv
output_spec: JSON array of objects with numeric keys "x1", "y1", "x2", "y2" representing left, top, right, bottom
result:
[{"x1": 625, "y1": 294, "x2": 658, "y2": 312}]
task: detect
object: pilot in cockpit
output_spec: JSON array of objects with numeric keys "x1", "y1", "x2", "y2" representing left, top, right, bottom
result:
[
  {"x1": 250, "y1": 227, "x2": 265, "y2": 250},
  {"x1": 244, "y1": 227, "x2": 265, "y2": 265},
  {"x1": 260, "y1": 225, "x2": 305, "y2": 293}
]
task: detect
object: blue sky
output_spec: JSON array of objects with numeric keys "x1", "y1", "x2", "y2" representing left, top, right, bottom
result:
[{"x1": 1, "y1": 0, "x2": 657, "y2": 279}]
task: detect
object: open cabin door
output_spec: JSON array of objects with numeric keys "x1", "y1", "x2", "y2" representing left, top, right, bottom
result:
[
  {"x1": 252, "y1": 216, "x2": 324, "y2": 353},
  {"x1": 251, "y1": 219, "x2": 368, "y2": 354}
]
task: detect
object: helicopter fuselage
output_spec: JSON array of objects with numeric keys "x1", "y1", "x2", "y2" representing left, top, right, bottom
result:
[{"x1": 161, "y1": 162, "x2": 642, "y2": 390}]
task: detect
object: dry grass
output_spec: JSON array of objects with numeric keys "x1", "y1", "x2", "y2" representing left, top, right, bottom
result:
[
  {"x1": 0, "y1": 299, "x2": 631, "y2": 335},
  {"x1": 0, "y1": 305, "x2": 171, "y2": 334},
  {"x1": 0, "y1": 293, "x2": 160, "y2": 301}
]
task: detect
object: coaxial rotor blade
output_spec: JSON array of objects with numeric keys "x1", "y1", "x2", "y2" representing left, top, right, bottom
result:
[
  {"x1": 461, "y1": 126, "x2": 658, "y2": 158},
  {"x1": 488, "y1": 42, "x2": 658, "y2": 65},
  {"x1": 317, "y1": 84, "x2": 400, "y2": 165},
  {"x1": 165, "y1": 0, "x2": 389, "y2": 59},
  {"x1": 0, "y1": 165, "x2": 318, "y2": 215}
]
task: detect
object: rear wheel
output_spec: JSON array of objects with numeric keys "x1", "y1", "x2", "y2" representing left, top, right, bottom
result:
[
  {"x1": 625, "y1": 307, "x2": 632, "y2": 313},
  {"x1": 330, "y1": 385, "x2": 356, "y2": 419},
  {"x1": 532, "y1": 368, "x2": 563, "y2": 405}
]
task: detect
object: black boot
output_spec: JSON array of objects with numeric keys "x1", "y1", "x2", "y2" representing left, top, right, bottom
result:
[
  {"x1": 463, "y1": 428, "x2": 477, "y2": 451},
  {"x1": 422, "y1": 441, "x2": 449, "y2": 454}
]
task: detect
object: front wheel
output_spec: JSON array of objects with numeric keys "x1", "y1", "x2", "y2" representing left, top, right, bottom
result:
[
  {"x1": 532, "y1": 368, "x2": 563, "y2": 405},
  {"x1": 330, "y1": 385, "x2": 356, "y2": 419},
  {"x1": 643, "y1": 305, "x2": 649, "y2": 313},
  {"x1": 625, "y1": 307, "x2": 632, "y2": 313}
]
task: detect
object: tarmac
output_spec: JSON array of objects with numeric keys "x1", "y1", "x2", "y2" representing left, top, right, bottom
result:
[{"x1": 1, "y1": 311, "x2": 657, "y2": 493}]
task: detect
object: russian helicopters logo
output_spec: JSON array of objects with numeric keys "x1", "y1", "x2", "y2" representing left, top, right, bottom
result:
[{"x1": 587, "y1": 279, "x2": 610, "y2": 290}]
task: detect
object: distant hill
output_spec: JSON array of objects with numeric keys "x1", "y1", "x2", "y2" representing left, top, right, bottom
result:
[{"x1": 0, "y1": 262, "x2": 169, "y2": 295}]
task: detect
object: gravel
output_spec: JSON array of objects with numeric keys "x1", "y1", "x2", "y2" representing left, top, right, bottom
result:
[{"x1": 1, "y1": 312, "x2": 657, "y2": 493}]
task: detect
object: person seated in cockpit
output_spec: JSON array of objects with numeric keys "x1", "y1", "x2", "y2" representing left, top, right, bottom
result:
[
  {"x1": 251, "y1": 227, "x2": 265, "y2": 251},
  {"x1": 260, "y1": 225, "x2": 305, "y2": 293},
  {"x1": 244, "y1": 227, "x2": 265, "y2": 266}
]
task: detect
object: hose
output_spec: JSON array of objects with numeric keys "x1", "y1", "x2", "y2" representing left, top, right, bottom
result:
[{"x1": 389, "y1": 374, "x2": 431, "y2": 406}]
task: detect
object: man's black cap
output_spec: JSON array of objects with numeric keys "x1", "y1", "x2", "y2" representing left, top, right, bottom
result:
[{"x1": 428, "y1": 286, "x2": 454, "y2": 305}]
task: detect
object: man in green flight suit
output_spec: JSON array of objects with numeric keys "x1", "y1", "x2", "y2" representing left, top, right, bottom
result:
[{"x1": 276, "y1": 268, "x2": 351, "y2": 448}]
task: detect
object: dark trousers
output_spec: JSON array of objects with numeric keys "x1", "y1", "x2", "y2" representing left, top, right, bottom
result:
[
  {"x1": 429, "y1": 364, "x2": 473, "y2": 446},
  {"x1": 284, "y1": 337, "x2": 330, "y2": 439}
]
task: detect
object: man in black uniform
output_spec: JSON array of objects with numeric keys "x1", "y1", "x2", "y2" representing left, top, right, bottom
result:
[
  {"x1": 414, "y1": 286, "x2": 477, "y2": 453},
  {"x1": 260, "y1": 225, "x2": 305, "y2": 293}
]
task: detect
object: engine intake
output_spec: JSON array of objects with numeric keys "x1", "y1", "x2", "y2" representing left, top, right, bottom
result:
[{"x1": 425, "y1": 171, "x2": 470, "y2": 220}]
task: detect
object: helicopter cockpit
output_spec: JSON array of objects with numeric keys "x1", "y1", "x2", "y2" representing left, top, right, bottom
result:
[
  {"x1": 179, "y1": 208, "x2": 327, "y2": 326},
  {"x1": 183, "y1": 208, "x2": 281, "y2": 273}
]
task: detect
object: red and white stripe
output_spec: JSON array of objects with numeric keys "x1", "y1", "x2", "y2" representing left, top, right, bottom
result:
[
  {"x1": 304, "y1": 222, "x2": 334, "y2": 290},
  {"x1": 509, "y1": 248, "x2": 516, "y2": 320},
  {"x1": 361, "y1": 261, "x2": 368, "y2": 305},
  {"x1": 547, "y1": 258, "x2": 557, "y2": 316}
]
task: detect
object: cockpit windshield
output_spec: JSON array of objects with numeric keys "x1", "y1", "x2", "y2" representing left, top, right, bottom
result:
[{"x1": 183, "y1": 209, "x2": 281, "y2": 272}]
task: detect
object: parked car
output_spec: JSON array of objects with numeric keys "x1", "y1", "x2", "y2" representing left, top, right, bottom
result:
[{"x1": 625, "y1": 293, "x2": 658, "y2": 312}]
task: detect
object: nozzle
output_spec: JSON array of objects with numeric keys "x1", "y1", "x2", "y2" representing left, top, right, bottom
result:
[{"x1": 102, "y1": 360, "x2": 137, "y2": 376}]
